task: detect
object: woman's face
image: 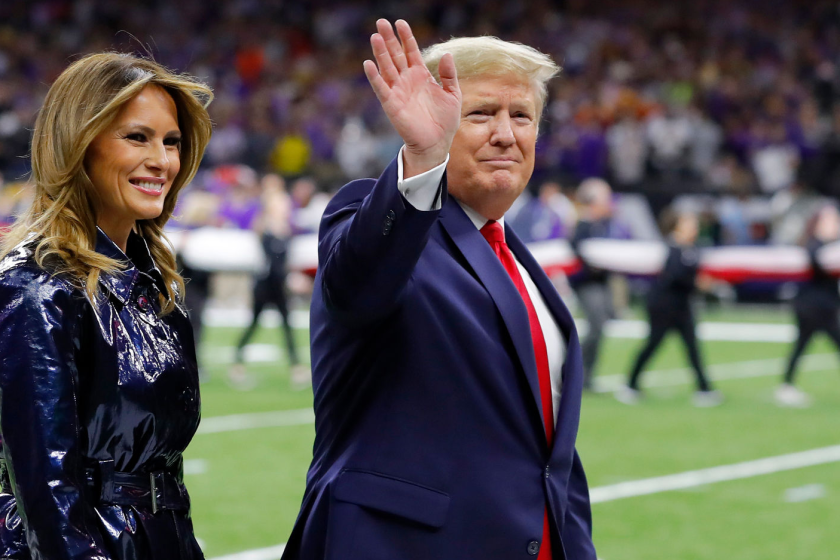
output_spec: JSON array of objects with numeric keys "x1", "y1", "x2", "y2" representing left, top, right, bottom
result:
[{"x1": 85, "y1": 84, "x2": 181, "y2": 243}]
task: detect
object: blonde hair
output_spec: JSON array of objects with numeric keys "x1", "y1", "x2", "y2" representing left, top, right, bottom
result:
[
  {"x1": 422, "y1": 36, "x2": 560, "y2": 113},
  {"x1": 0, "y1": 53, "x2": 213, "y2": 314}
]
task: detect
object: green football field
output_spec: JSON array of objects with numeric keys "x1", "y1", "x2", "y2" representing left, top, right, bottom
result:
[{"x1": 184, "y1": 306, "x2": 839, "y2": 559}]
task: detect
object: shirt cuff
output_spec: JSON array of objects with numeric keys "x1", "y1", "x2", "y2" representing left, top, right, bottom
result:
[{"x1": 397, "y1": 146, "x2": 448, "y2": 211}]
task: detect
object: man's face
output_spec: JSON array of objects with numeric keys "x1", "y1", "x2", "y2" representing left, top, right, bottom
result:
[{"x1": 447, "y1": 74, "x2": 538, "y2": 221}]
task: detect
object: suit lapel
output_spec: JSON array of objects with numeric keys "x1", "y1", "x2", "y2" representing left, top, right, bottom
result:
[
  {"x1": 439, "y1": 200, "x2": 545, "y2": 434},
  {"x1": 505, "y1": 226, "x2": 584, "y2": 458}
]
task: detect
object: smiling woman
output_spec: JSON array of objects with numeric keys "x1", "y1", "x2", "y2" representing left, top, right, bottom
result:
[
  {"x1": 85, "y1": 84, "x2": 184, "y2": 251},
  {"x1": 0, "y1": 53, "x2": 212, "y2": 560}
]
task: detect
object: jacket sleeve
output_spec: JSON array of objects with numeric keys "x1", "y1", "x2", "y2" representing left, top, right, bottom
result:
[
  {"x1": 0, "y1": 270, "x2": 109, "y2": 560},
  {"x1": 561, "y1": 449, "x2": 598, "y2": 560},
  {"x1": 319, "y1": 156, "x2": 446, "y2": 326}
]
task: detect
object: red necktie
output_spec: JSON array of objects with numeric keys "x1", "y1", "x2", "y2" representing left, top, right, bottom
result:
[{"x1": 480, "y1": 220, "x2": 554, "y2": 560}]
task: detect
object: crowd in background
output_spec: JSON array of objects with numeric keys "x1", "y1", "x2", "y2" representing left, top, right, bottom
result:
[{"x1": 2, "y1": 0, "x2": 840, "y2": 246}]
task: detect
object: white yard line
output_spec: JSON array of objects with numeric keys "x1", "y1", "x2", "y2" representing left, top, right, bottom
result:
[
  {"x1": 209, "y1": 544, "x2": 287, "y2": 560},
  {"x1": 589, "y1": 444, "x2": 840, "y2": 503},
  {"x1": 202, "y1": 309, "x2": 798, "y2": 343},
  {"x1": 196, "y1": 353, "x2": 837, "y2": 435},
  {"x1": 206, "y1": 444, "x2": 840, "y2": 560},
  {"x1": 197, "y1": 409, "x2": 315, "y2": 435}
]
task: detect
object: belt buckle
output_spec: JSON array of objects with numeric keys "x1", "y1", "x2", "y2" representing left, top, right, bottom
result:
[{"x1": 149, "y1": 471, "x2": 162, "y2": 514}]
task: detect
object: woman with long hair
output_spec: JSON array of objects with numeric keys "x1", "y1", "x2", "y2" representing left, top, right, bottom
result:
[{"x1": 0, "y1": 53, "x2": 212, "y2": 559}]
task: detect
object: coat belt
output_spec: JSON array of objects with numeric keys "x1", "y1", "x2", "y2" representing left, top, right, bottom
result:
[{"x1": 86, "y1": 459, "x2": 190, "y2": 514}]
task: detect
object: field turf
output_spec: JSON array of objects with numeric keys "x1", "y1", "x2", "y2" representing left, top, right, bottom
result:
[{"x1": 185, "y1": 307, "x2": 839, "y2": 559}]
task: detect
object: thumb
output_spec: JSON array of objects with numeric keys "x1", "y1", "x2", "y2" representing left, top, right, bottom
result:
[{"x1": 438, "y1": 52, "x2": 459, "y2": 95}]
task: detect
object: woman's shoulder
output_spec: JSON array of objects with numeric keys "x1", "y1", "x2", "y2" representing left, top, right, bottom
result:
[{"x1": 0, "y1": 237, "x2": 80, "y2": 305}]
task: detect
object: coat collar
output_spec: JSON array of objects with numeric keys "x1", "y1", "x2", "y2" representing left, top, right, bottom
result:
[
  {"x1": 440, "y1": 197, "x2": 546, "y2": 441},
  {"x1": 440, "y1": 196, "x2": 584, "y2": 455},
  {"x1": 96, "y1": 227, "x2": 167, "y2": 304},
  {"x1": 505, "y1": 224, "x2": 584, "y2": 459}
]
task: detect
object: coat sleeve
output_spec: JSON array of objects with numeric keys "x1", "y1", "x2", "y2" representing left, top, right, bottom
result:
[
  {"x1": 561, "y1": 449, "x2": 598, "y2": 560},
  {"x1": 0, "y1": 269, "x2": 109, "y2": 560},
  {"x1": 319, "y1": 156, "x2": 446, "y2": 326}
]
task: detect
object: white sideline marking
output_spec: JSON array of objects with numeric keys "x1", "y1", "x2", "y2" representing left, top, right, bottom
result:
[
  {"x1": 209, "y1": 543, "x2": 286, "y2": 560},
  {"x1": 207, "y1": 445, "x2": 840, "y2": 560},
  {"x1": 197, "y1": 409, "x2": 315, "y2": 435},
  {"x1": 590, "y1": 445, "x2": 840, "y2": 503},
  {"x1": 196, "y1": 353, "x2": 837, "y2": 436},
  {"x1": 570, "y1": 319, "x2": 797, "y2": 343},
  {"x1": 202, "y1": 309, "x2": 797, "y2": 343},
  {"x1": 200, "y1": 343, "x2": 311, "y2": 364}
]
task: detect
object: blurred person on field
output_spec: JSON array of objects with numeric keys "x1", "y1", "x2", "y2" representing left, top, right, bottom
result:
[
  {"x1": 173, "y1": 186, "x2": 222, "y2": 358},
  {"x1": 228, "y1": 173, "x2": 310, "y2": 390},
  {"x1": 616, "y1": 210, "x2": 722, "y2": 407},
  {"x1": 283, "y1": 19, "x2": 596, "y2": 560},
  {"x1": 776, "y1": 204, "x2": 840, "y2": 407},
  {"x1": 0, "y1": 52, "x2": 212, "y2": 560},
  {"x1": 570, "y1": 177, "x2": 620, "y2": 390}
]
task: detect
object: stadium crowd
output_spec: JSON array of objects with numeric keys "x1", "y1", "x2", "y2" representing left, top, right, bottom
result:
[{"x1": 1, "y1": 0, "x2": 839, "y2": 244}]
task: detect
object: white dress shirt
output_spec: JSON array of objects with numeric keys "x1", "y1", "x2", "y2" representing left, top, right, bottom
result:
[{"x1": 397, "y1": 147, "x2": 567, "y2": 424}]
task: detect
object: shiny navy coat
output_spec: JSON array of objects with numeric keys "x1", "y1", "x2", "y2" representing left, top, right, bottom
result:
[{"x1": 0, "y1": 229, "x2": 203, "y2": 560}]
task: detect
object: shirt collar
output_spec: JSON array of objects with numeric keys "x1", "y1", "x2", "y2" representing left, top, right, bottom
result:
[
  {"x1": 455, "y1": 199, "x2": 505, "y2": 238},
  {"x1": 95, "y1": 227, "x2": 167, "y2": 304}
]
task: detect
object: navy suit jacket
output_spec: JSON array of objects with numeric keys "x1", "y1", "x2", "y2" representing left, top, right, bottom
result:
[{"x1": 282, "y1": 158, "x2": 597, "y2": 560}]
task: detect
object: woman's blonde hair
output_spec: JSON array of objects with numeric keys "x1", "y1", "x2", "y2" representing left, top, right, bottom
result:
[
  {"x1": 0, "y1": 52, "x2": 213, "y2": 314},
  {"x1": 422, "y1": 36, "x2": 560, "y2": 114}
]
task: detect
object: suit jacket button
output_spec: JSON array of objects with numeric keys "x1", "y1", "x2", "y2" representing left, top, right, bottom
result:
[
  {"x1": 387, "y1": 210, "x2": 396, "y2": 221},
  {"x1": 382, "y1": 223, "x2": 392, "y2": 236},
  {"x1": 527, "y1": 540, "x2": 540, "y2": 555}
]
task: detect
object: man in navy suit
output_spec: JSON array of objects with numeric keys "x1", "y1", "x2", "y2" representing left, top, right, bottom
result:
[{"x1": 283, "y1": 19, "x2": 597, "y2": 560}]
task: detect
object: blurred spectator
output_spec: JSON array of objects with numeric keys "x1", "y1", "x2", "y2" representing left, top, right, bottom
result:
[
  {"x1": 217, "y1": 165, "x2": 262, "y2": 230},
  {"x1": 647, "y1": 105, "x2": 692, "y2": 180},
  {"x1": 606, "y1": 110, "x2": 648, "y2": 189},
  {"x1": 751, "y1": 121, "x2": 799, "y2": 194},
  {"x1": 1, "y1": 0, "x2": 839, "y2": 256},
  {"x1": 289, "y1": 177, "x2": 330, "y2": 234},
  {"x1": 269, "y1": 124, "x2": 312, "y2": 178},
  {"x1": 508, "y1": 180, "x2": 576, "y2": 243}
]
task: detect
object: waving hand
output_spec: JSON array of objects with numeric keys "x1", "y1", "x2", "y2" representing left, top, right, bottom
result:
[{"x1": 363, "y1": 19, "x2": 461, "y2": 178}]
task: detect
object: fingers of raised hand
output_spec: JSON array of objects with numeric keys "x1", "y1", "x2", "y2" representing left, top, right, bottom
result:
[
  {"x1": 394, "y1": 20, "x2": 424, "y2": 68},
  {"x1": 376, "y1": 19, "x2": 408, "y2": 72},
  {"x1": 363, "y1": 59, "x2": 389, "y2": 103},
  {"x1": 370, "y1": 33, "x2": 400, "y2": 85}
]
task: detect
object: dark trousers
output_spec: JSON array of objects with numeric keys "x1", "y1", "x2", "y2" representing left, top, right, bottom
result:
[
  {"x1": 577, "y1": 283, "x2": 613, "y2": 388},
  {"x1": 783, "y1": 305, "x2": 840, "y2": 384},
  {"x1": 628, "y1": 303, "x2": 711, "y2": 392},
  {"x1": 235, "y1": 276, "x2": 299, "y2": 366}
]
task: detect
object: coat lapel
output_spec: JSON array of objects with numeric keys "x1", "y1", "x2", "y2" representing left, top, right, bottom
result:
[
  {"x1": 439, "y1": 199, "x2": 546, "y2": 438},
  {"x1": 505, "y1": 225, "x2": 584, "y2": 459}
]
